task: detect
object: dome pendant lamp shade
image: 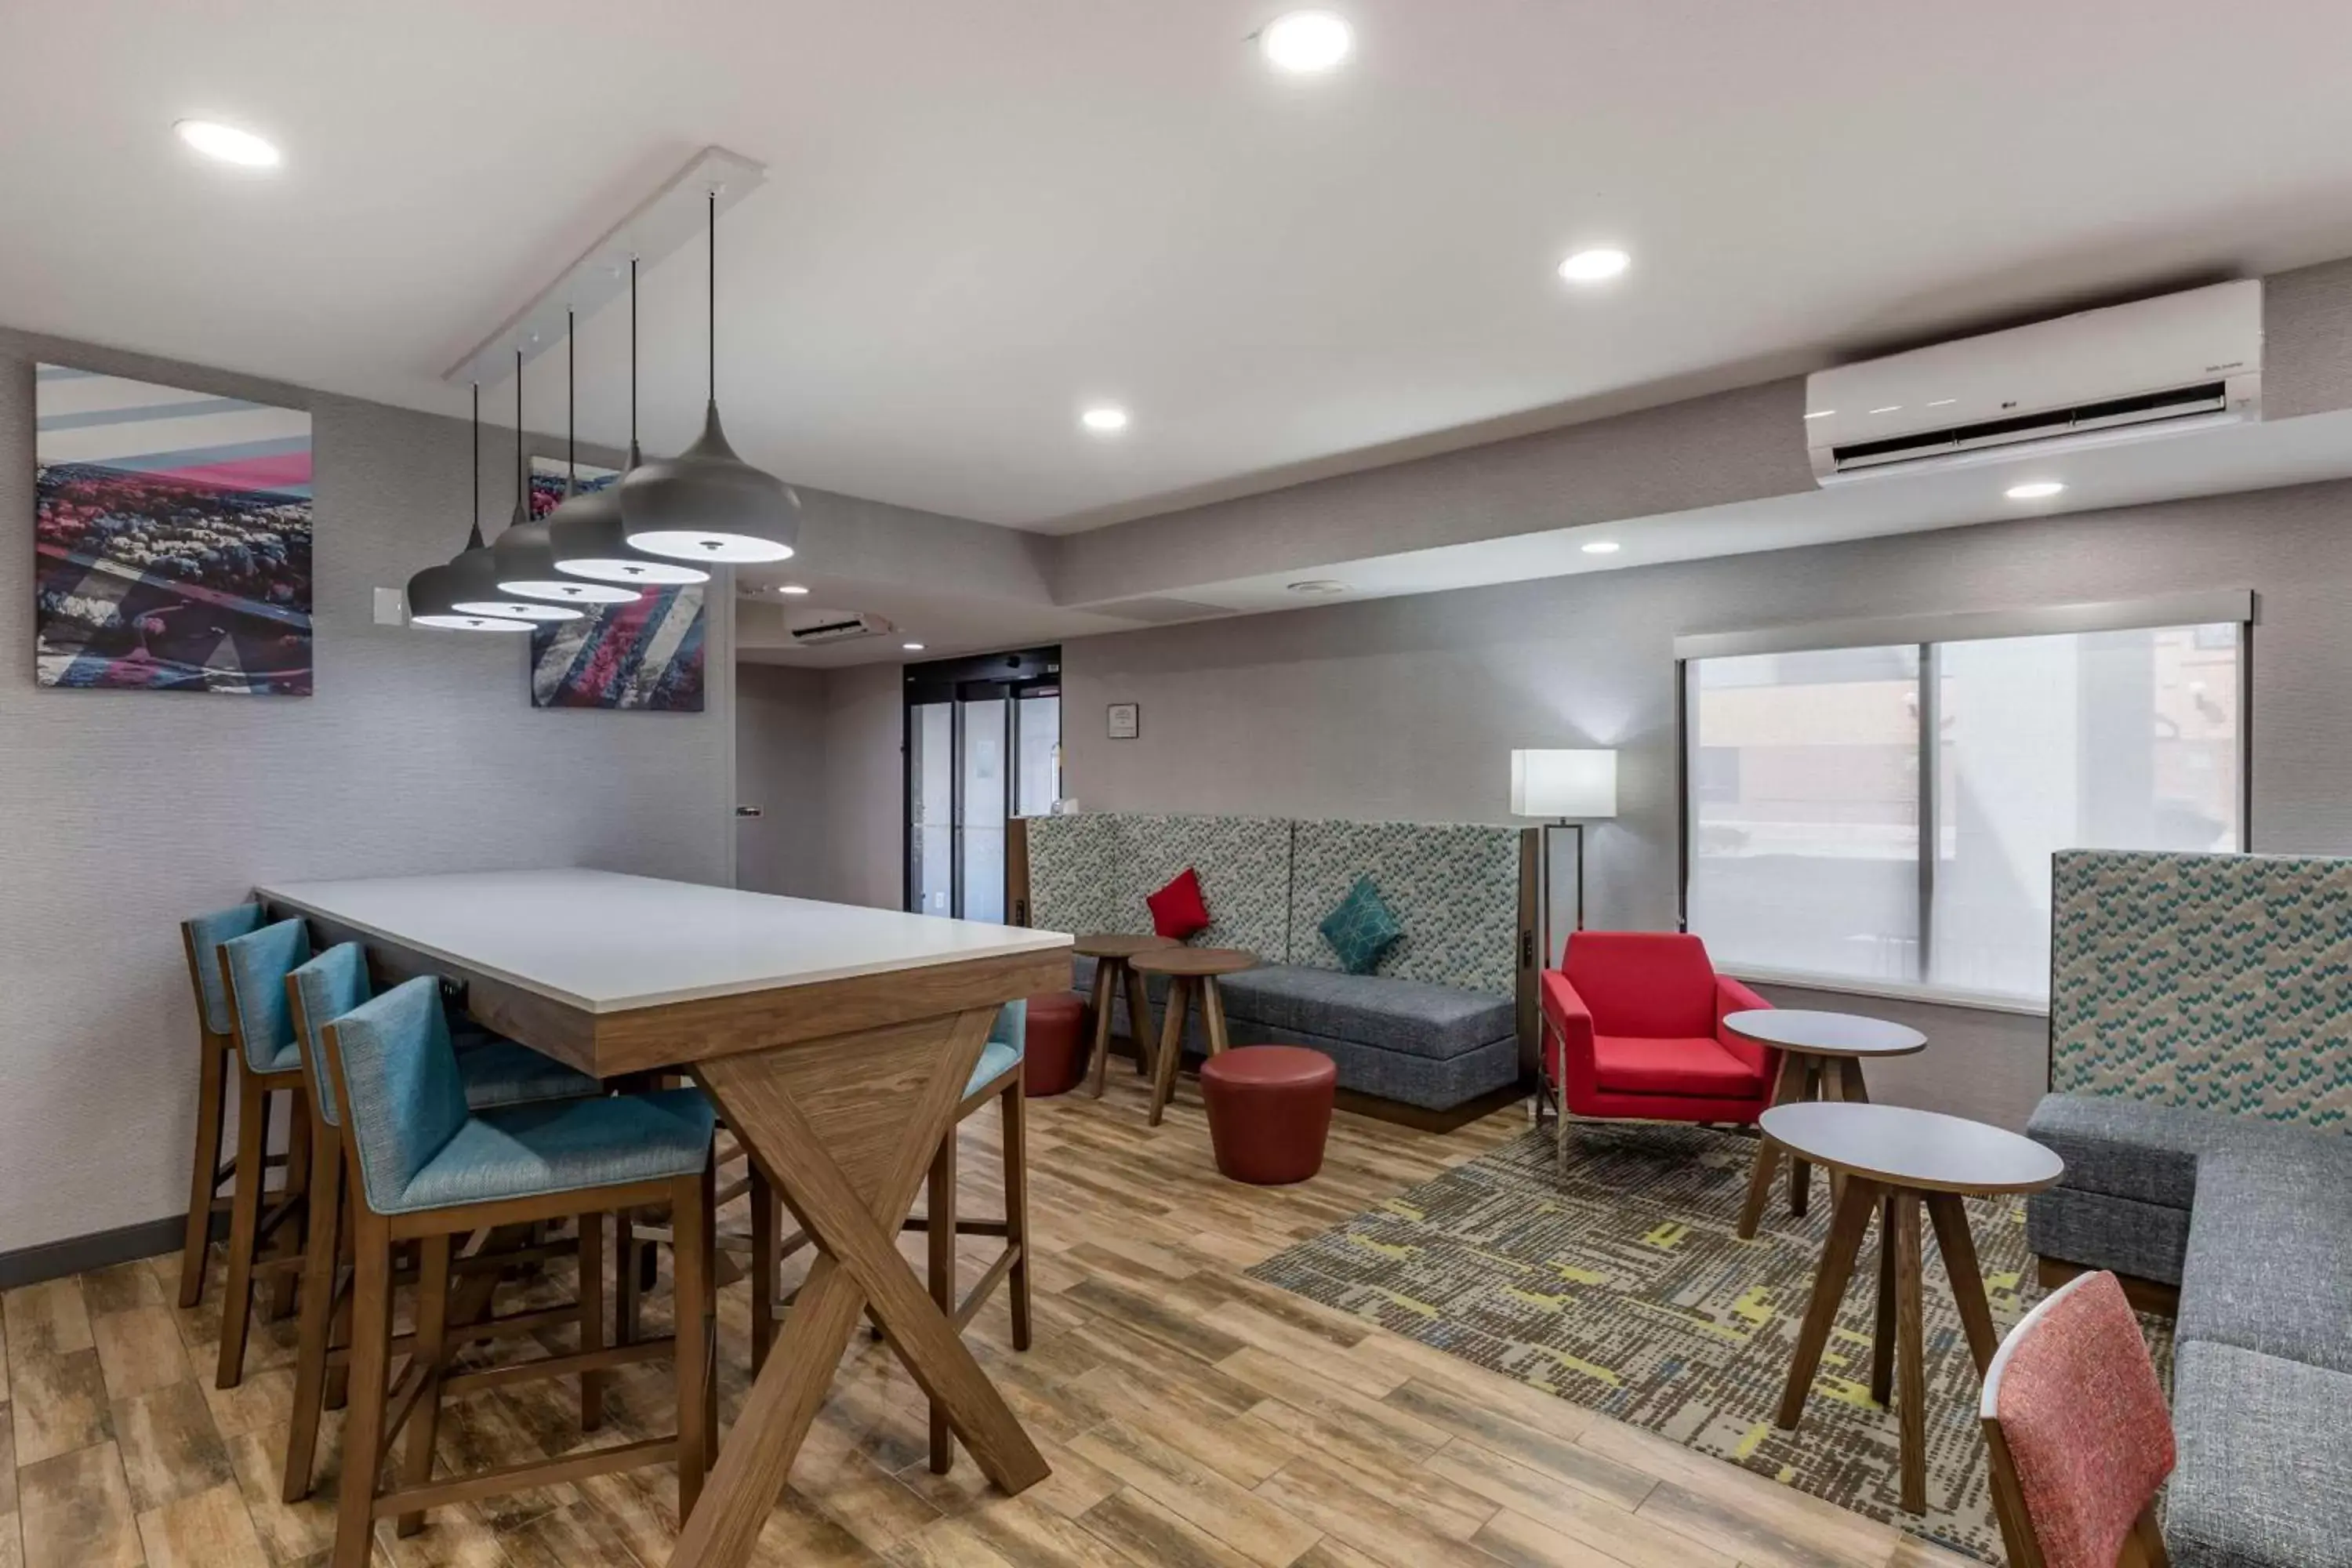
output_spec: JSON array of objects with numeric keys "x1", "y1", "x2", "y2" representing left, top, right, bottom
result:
[
  {"x1": 551, "y1": 257, "x2": 710, "y2": 586},
  {"x1": 477, "y1": 343, "x2": 641, "y2": 610},
  {"x1": 622, "y1": 191, "x2": 800, "y2": 564},
  {"x1": 407, "y1": 385, "x2": 533, "y2": 631}
]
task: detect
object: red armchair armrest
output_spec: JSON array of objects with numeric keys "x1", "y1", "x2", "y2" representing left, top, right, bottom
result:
[
  {"x1": 1714, "y1": 974, "x2": 1774, "y2": 1077},
  {"x1": 1540, "y1": 969, "x2": 1599, "y2": 1100}
]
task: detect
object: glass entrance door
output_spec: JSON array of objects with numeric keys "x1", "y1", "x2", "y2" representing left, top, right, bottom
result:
[{"x1": 903, "y1": 648, "x2": 1062, "y2": 920}]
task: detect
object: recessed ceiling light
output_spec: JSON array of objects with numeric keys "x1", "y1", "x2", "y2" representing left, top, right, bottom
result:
[
  {"x1": 2005, "y1": 480, "x2": 2067, "y2": 500},
  {"x1": 1080, "y1": 405, "x2": 1130, "y2": 434},
  {"x1": 175, "y1": 119, "x2": 280, "y2": 168},
  {"x1": 902, "y1": 641, "x2": 926, "y2": 652},
  {"x1": 1802, "y1": 410, "x2": 1835, "y2": 421},
  {"x1": 1868, "y1": 405, "x2": 1903, "y2": 415},
  {"x1": 778, "y1": 584, "x2": 810, "y2": 595},
  {"x1": 1557, "y1": 248, "x2": 1630, "y2": 284},
  {"x1": 1259, "y1": 10, "x2": 1353, "y2": 73},
  {"x1": 1287, "y1": 579, "x2": 1348, "y2": 596},
  {"x1": 1581, "y1": 540, "x2": 1621, "y2": 555}
]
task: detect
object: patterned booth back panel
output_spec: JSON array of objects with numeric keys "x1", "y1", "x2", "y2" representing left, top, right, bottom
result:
[
  {"x1": 1290, "y1": 821, "x2": 1521, "y2": 996},
  {"x1": 1024, "y1": 814, "x2": 1133, "y2": 937},
  {"x1": 2051, "y1": 849, "x2": 2352, "y2": 1132},
  {"x1": 1123, "y1": 815, "x2": 1294, "y2": 959}
]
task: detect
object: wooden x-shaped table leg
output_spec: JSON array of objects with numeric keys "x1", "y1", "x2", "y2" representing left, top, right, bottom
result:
[{"x1": 673, "y1": 1006, "x2": 1050, "y2": 1568}]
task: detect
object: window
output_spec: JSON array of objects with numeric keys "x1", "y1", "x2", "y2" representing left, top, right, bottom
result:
[{"x1": 1681, "y1": 604, "x2": 2245, "y2": 1007}]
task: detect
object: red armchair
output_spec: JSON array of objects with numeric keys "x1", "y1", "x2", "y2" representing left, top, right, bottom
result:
[{"x1": 1538, "y1": 931, "x2": 1777, "y2": 1162}]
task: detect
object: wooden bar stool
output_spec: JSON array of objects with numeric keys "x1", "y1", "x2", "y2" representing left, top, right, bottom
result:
[
  {"x1": 176, "y1": 903, "x2": 273, "y2": 1308},
  {"x1": 748, "y1": 998, "x2": 1033, "y2": 1476},
  {"x1": 1130, "y1": 946, "x2": 1258, "y2": 1127},
  {"x1": 318, "y1": 975, "x2": 717, "y2": 1568},
  {"x1": 278, "y1": 941, "x2": 604, "y2": 1504},
  {"x1": 214, "y1": 917, "x2": 323, "y2": 1386}
]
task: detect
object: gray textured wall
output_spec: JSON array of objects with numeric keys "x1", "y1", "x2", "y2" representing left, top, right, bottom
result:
[
  {"x1": 734, "y1": 662, "x2": 829, "y2": 897},
  {"x1": 819, "y1": 662, "x2": 906, "y2": 909},
  {"x1": 1054, "y1": 480, "x2": 2352, "y2": 1128},
  {"x1": 1, "y1": 332, "x2": 733, "y2": 1253}
]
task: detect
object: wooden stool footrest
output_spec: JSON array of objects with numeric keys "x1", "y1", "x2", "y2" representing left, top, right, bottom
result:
[{"x1": 369, "y1": 1436, "x2": 679, "y2": 1519}]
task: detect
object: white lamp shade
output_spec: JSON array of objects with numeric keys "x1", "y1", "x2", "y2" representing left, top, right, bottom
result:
[{"x1": 1511, "y1": 749, "x2": 1618, "y2": 818}]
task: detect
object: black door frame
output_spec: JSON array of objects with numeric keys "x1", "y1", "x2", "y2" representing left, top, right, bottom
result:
[{"x1": 902, "y1": 647, "x2": 1062, "y2": 916}]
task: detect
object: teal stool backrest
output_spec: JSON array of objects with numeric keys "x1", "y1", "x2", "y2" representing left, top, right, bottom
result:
[
  {"x1": 325, "y1": 975, "x2": 471, "y2": 1214},
  {"x1": 183, "y1": 903, "x2": 266, "y2": 1037},
  {"x1": 992, "y1": 998, "x2": 1028, "y2": 1054},
  {"x1": 289, "y1": 943, "x2": 372, "y2": 1127},
  {"x1": 222, "y1": 919, "x2": 314, "y2": 1072}
]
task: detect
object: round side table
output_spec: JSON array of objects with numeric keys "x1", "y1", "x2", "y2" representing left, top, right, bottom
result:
[
  {"x1": 1764, "y1": 1102, "x2": 2063, "y2": 1516},
  {"x1": 1072, "y1": 934, "x2": 1179, "y2": 1098},
  {"x1": 1128, "y1": 946, "x2": 1258, "y2": 1127},
  {"x1": 1725, "y1": 1009, "x2": 1926, "y2": 1239}
]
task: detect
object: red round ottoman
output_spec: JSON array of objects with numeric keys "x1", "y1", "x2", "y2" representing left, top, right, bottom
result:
[
  {"x1": 1022, "y1": 992, "x2": 1088, "y2": 1097},
  {"x1": 1200, "y1": 1046, "x2": 1338, "y2": 1185}
]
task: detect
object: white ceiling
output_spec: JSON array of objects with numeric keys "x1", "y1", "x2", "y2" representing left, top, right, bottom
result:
[{"x1": 13, "y1": 2, "x2": 2352, "y2": 534}]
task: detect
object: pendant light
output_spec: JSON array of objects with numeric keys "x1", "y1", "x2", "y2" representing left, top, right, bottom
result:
[
  {"x1": 405, "y1": 386, "x2": 535, "y2": 631},
  {"x1": 549, "y1": 257, "x2": 710, "y2": 586},
  {"x1": 622, "y1": 190, "x2": 800, "y2": 564},
  {"x1": 479, "y1": 336, "x2": 641, "y2": 608}
]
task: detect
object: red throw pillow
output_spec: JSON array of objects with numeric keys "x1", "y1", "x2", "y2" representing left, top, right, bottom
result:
[{"x1": 1147, "y1": 867, "x2": 1211, "y2": 941}]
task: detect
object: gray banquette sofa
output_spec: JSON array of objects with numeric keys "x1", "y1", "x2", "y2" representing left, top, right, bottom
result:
[
  {"x1": 2026, "y1": 849, "x2": 2352, "y2": 1568},
  {"x1": 1008, "y1": 813, "x2": 1536, "y2": 1112}
]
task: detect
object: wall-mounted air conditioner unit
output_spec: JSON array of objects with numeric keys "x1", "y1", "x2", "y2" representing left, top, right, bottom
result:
[
  {"x1": 788, "y1": 611, "x2": 894, "y2": 646},
  {"x1": 1806, "y1": 279, "x2": 2262, "y2": 485}
]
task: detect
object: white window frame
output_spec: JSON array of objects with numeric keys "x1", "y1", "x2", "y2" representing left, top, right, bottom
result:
[{"x1": 1674, "y1": 590, "x2": 2255, "y2": 1014}]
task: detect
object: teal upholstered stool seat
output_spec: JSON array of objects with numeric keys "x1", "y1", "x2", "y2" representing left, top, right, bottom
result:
[{"x1": 397, "y1": 1091, "x2": 714, "y2": 1213}]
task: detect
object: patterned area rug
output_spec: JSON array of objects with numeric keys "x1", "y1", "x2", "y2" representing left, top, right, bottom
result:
[{"x1": 1249, "y1": 1122, "x2": 2172, "y2": 1563}]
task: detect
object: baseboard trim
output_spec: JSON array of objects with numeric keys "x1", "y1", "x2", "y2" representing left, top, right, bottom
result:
[{"x1": 0, "y1": 1213, "x2": 190, "y2": 1291}]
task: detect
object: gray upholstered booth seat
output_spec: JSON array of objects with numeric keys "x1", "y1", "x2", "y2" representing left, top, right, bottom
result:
[
  {"x1": 1215, "y1": 966, "x2": 1515, "y2": 1059},
  {"x1": 1069, "y1": 955, "x2": 1519, "y2": 1111},
  {"x1": 2167, "y1": 1341, "x2": 2352, "y2": 1568},
  {"x1": 2176, "y1": 1143, "x2": 2352, "y2": 1376}
]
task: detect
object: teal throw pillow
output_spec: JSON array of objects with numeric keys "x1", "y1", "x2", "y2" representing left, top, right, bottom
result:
[{"x1": 1320, "y1": 876, "x2": 1403, "y2": 975}]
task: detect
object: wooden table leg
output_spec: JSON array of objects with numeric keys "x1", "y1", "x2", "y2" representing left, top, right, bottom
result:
[
  {"x1": 1926, "y1": 1193, "x2": 2002, "y2": 1375},
  {"x1": 678, "y1": 1007, "x2": 1049, "y2": 1568},
  {"x1": 1200, "y1": 977, "x2": 1231, "y2": 1057},
  {"x1": 1838, "y1": 1056, "x2": 1871, "y2": 1104},
  {"x1": 1893, "y1": 1191, "x2": 1926, "y2": 1515},
  {"x1": 1790, "y1": 1059, "x2": 1819, "y2": 1219},
  {"x1": 1777, "y1": 1175, "x2": 1881, "y2": 1431},
  {"x1": 1147, "y1": 977, "x2": 1191, "y2": 1128},
  {"x1": 1123, "y1": 964, "x2": 1156, "y2": 1080},
  {"x1": 1737, "y1": 1050, "x2": 1809, "y2": 1240},
  {"x1": 1871, "y1": 1192, "x2": 1896, "y2": 1406},
  {"x1": 1087, "y1": 958, "x2": 1118, "y2": 1098}
]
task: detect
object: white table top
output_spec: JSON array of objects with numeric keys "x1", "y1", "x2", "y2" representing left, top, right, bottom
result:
[{"x1": 257, "y1": 868, "x2": 1073, "y2": 1014}]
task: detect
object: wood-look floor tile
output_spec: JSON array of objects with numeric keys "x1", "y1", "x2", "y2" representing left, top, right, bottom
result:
[
  {"x1": 884, "y1": 1519, "x2": 1022, "y2": 1568},
  {"x1": 1466, "y1": 1506, "x2": 1640, "y2": 1568},
  {"x1": 137, "y1": 1480, "x2": 271, "y2": 1568},
  {"x1": 1386, "y1": 1385, "x2": 1653, "y2": 1510},
  {"x1": 1010, "y1": 1432, "x2": 1125, "y2": 1522},
  {"x1": 1251, "y1": 1453, "x2": 1497, "y2": 1568},
  {"x1": 1062, "y1": 1320, "x2": 1265, "y2": 1420},
  {"x1": 202, "y1": 1364, "x2": 295, "y2": 1442},
  {"x1": 1167, "y1": 1272, "x2": 1370, "y2": 1351},
  {"x1": 223, "y1": 1425, "x2": 339, "y2": 1565},
  {"x1": 1346, "y1": 1334, "x2": 1594, "y2": 1443},
  {"x1": 373, "y1": 1510, "x2": 512, "y2": 1567},
  {"x1": 1078, "y1": 1486, "x2": 1271, "y2": 1568},
  {"x1": 430, "y1": 1389, "x2": 579, "y2": 1533},
  {"x1": 9, "y1": 1348, "x2": 112, "y2": 1466},
  {"x1": 1062, "y1": 1279, "x2": 1247, "y2": 1367},
  {"x1": 962, "y1": 1495, "x2": 1140, "y2": 1568},
  {"x1": 16, "y1": 1442, "x2": 141, "y2": 1568},
  {"x1": 1588, "y1": 1423, "x2": 1896, "y2": 1568},
  {"x1": 746, "y1": 1488, "x2": 888, "y2": 1568},
  {"x1": 1889, "y1": 1537, "x2": 1977, "y2": 1567},
  {"x1": 1426, "y1": 1445, "x2": 1732, "y2": 1568},
  {"x1": 800, "y1": 1454, "x2": 941, "y2": 1555},
  {"x1": 1202, "y1": 1305, "x2": 1402, "y2": 1398},
  {"x1": 0, "y1": 1512, "x2": 21, "y2": 1568},
  {"x1": 0, "y1": 1305, "x2": 13, "y2": 1402},
  {"x1": 1237, "y1": 1402, "x2": 1492, "y2": 1541},
  {"x1": 1221, "y1": 1348, "x2": 1449, "y2": 1456},
  {"x1": 114, "y1": 1379, "x2": 235, "y2": 1512},
  {"x1": 2, "y1": 1281, "x2": 91, "y2": 1361},
  {"x1": 497, "y1": 1498, "x2": 647, "y2": 1568},
  {"x1": 1069, "y1": 1366, "x2": 1296, "y2": 1488},
  {"x1": 80, "y1": 1264, "x2": 165, "y2": 1319},
  {"x1": 574, "y1": 1468, "x2": 681, "y2": 1567},
  {"x1": 1289, "y1": 1541, "x2": 1390, "y2": 1568},
  {"x1": 94, "y1": 1305, "x2": 195, "y2": 1403},
  {"x1": 1069, "y1": 1421, "x2": 1319, "y2": 1568},
  {"x1": 0, "y1": 1402, "x2": 13, "y2": 1514}
]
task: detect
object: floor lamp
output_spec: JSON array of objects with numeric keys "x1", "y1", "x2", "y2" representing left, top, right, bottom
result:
[{"x1": 1511, "y1": 748, "x2": 1618, "y2": 969}]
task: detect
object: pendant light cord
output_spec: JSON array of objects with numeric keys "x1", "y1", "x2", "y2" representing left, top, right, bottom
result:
[
  {"x1": 708, "y1": 190, "x2": 717, "y2": 405},
  {"x1": 630, "y1": 256, "x2": 639, "y2": 445},
  {"x1": 514, "y1": 349, "x2": 524, "y2": 519},
  {"x1": 566, "y1": 307, "x2": 576, "y2": 488},
  {"x1": 470, "y1": 383, "x2": 479, "y2": 535}
]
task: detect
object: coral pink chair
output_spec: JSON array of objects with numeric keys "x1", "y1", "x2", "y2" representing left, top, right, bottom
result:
[
  {"x1": 1980, "y1": 1270, "x2": 2174, "y2": 1568},
  {"x1": 1537, "y1": 931, "x2": 1777, "y2": 1163}
]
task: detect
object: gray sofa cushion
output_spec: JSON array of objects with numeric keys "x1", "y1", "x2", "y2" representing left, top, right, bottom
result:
[
  {"x1": 2024, "y1": 1094, "x2": 2303, "y2": 1210},
  {"x1": 2168, "y1": 1341, "x2": 2352, "y2": 1568},
  {"x1": 2025, "y1": 1185, "x2": 2194, "y2": 1287},
  {"x1": 2177, "y1": 1142, "x2": 2352, "y2": 1376},
  {"x1": 1216, "y1": 964, "x2": 1515, "y2": 1061}
]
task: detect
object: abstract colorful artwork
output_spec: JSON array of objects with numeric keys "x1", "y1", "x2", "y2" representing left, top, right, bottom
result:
[
  {"x1": 524, "y1": 457, "x2": 706, "y2": 711},
  {"x1": 34, "y1": 365, "x2": 313, "y2": 693}
]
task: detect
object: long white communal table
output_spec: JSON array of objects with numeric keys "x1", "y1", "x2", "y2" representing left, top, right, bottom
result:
[{"x1": 256, "y1": 867, "x2": 1073, "y2": 1568}]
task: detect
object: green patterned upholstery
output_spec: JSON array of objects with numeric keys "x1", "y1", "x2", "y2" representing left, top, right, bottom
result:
[
  {"x1": 223, "y1": 919, "x2": 314, "y2": 1073},
  {"x1": 1024, "y1": 815, "x2": 1130, "y2": 935},
  {"x1": 1025, "y1": 813, "x2": 1293, "y2": 957},
  {"x1": 2051, "y1": 849, "x2": 2352, "y2": 1132},
  {"x1": 184, "y1": 903, "x2": 266, "y2": 1036},
  {"x1": 331, "y1": 975, "x2": 712, "y2": 1215},
  {"x1": 1291, "y1": 821, "x2": 1521, "y2": 995}
]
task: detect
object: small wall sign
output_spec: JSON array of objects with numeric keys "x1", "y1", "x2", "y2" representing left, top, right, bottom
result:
[{"x1": 1107, "y1": 702, "x2": 1140, "y2": 739}]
